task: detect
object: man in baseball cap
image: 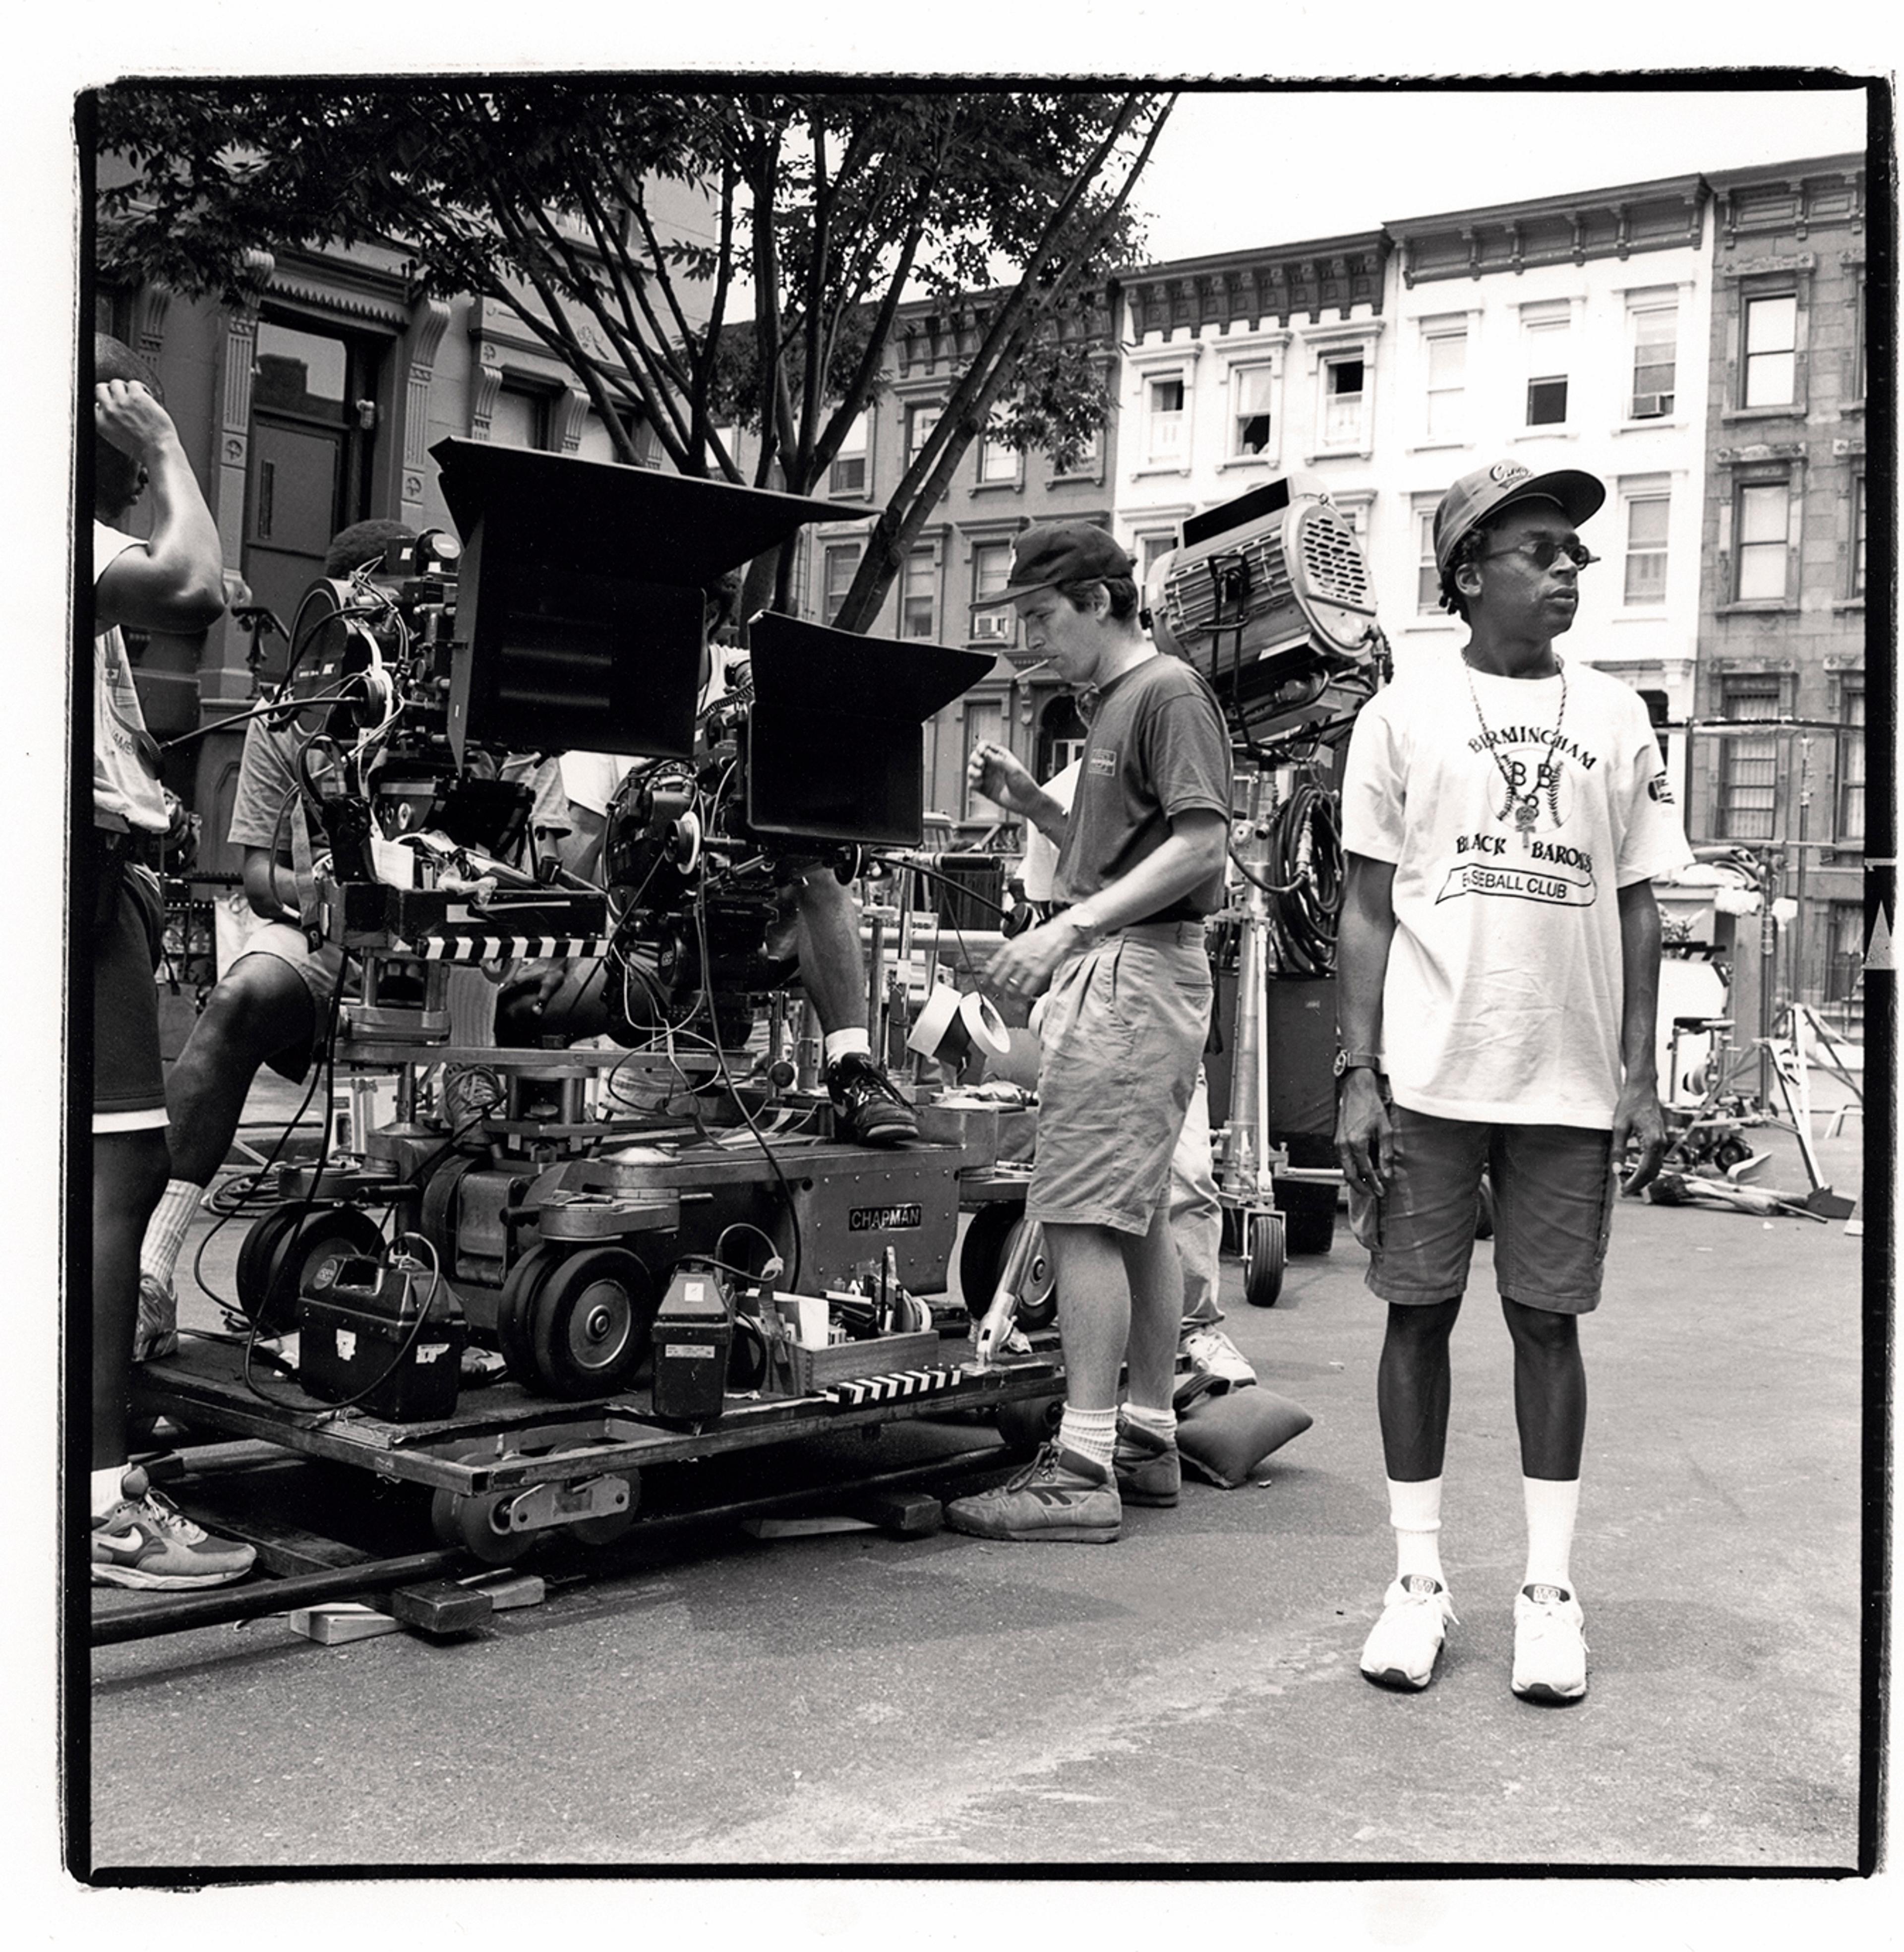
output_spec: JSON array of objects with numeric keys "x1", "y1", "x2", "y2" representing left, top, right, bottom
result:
[
  {"x1": 972, "y1": 521, "x2": 1137, "y2": 609},
  {"x1": 1432, "y1": 461, "x2": 1606, "y2": 583},
  {"x1": 1334, "y1": 453, "x2": 1691, "y2": 1707}
]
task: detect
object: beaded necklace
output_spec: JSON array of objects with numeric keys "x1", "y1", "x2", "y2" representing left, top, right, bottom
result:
[{"x1": 1463, "y1": 652, "x2": 1568, "y2": 849}]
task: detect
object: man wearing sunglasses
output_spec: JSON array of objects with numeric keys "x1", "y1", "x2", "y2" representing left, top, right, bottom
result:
[{"x1": 1334, "y1": 461, "x2": 1691, "y2": 1703}]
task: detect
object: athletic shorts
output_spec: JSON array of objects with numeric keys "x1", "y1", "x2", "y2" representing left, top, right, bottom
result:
[
  {"x1": 93, "y1": 859, "x2": 167, "y2": 1131},
  {"x1": 228, "y1": 917, "x2": 345, "y2": 1082},
  {"x1": 1027, "y1": 921, "x2": 1212, "y2": 1237},
  {"x1": 1349, "y1": 1102, "x2": 1617, "y2": 1315}
]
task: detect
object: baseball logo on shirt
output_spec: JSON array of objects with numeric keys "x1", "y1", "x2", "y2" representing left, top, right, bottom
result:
[{"x1": 1087, "y1": 745, "x2": 1118, "y2": 777}]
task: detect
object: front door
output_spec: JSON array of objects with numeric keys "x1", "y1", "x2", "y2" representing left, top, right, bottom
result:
[{"x1": 242, "y1": 317, "x2": 378, "y2": 679}]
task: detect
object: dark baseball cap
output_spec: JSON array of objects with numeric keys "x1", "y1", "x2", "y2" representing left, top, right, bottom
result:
[
  {"x1": 1433, "y1": 461, "x2": 1606, "y2": 575},
  {"x1": 972, "y1": 521, "x2": 1135, "y2": 608}
]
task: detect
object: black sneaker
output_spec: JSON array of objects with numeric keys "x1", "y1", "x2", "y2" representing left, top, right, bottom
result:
[
  {"x1": 826, "y1": 1053, "x2": 918, "y2": 1146},
  {"x1": 1113, "y1": 1413, "x2": 1181, "y2": 1508}
]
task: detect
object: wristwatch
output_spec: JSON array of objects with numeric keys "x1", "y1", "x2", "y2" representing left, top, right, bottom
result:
[
  {"x1": 1333, "y1": 1047, "x2": 1382, "y2": 1080},
  {"x1": 1060, "y1": 906, "x2": 1104, "y2": 943}
]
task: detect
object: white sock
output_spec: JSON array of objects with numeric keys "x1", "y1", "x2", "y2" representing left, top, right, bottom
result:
[
  {"x1": 1057, "y1": 1406, "x2": 1117, "y2": 1473},
  {"x1": 140, "y1": 1179, "x2": 202, "y2": 1290},
  {"x1": 1121, "y1": 1401, "x2": 1177, "y2": 1444},
  {"x1": 1522, "y1": 1476, "x2": 1581, "y2": 1592},
  {"x1": 1388, "y1": 1476, "x2": 1445, "y2": 1587},
  {"x1": 823, "y1": 1028, "x2": 871, "y2": 1068},
  {"x1": 91, "y1": 1466, "x2": 130, "y2": 1518}
]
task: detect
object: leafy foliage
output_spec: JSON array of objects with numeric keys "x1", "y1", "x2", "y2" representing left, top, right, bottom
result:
[{"x1": 96, "y1": 84, "x2": 1173, "y2": 625}]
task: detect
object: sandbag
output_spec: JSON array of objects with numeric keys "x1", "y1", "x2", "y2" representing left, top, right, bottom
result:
[{"x1": 1175, "y1": 1388, "x2": 1312, "y2": 1488}]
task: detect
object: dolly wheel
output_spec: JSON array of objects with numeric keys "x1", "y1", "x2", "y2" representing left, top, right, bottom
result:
[
  {"x1": 429, "y1": 1448, "x2": 534, "y2": 1566},
  {"x1": 995, "y1": 1392, "x2": 1064, "y2": 1459},
  {"x1": 496, "y1": 1243, "x2": 562, "y2": 1384},
  {"x1": 528, "y1": 1247, "x2": 654, "y2": 1401},
  {"x1": 1243, "y1": 1210, "x2": 1286, "y2": 1308},
  {"x1": 552, "y1": 1445, "x2": 641, "y2": 1547},
  {"x1": 959, "y1": 1208, "x2": 1057, "y2": 1332}
]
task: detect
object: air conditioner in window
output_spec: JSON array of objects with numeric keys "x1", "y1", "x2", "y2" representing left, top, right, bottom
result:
[
  {"x1": 971, "y1": 610, "x2": 1012, "y2": 642},
  {"x1": 831, "y1": 458, "x2": 867, "y2": 495},
  {"x1": 1631, "y1": 393, "x2": 1673, "y2": 418}
]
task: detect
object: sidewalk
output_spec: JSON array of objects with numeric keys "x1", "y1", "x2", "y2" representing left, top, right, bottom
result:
[{"x1": 88, "y1": 1065, "x2": 1873, "y2": 1871}]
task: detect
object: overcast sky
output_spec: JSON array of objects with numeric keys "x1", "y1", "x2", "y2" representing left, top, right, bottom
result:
[{"x1": 1128, "y1": 83, "x2": 1873, "y2": 264}]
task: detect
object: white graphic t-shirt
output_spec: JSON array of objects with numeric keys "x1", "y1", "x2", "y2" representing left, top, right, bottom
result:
[
  {"x1": 1341, "y1": 648, "x2": 1692, "y2": 1128},
  {"x1": 93, "y1": 520, "x2": 171, "y2": 834}
]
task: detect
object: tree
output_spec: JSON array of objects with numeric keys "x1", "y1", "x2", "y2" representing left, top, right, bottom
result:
[{"x1": 95, "y1": 84, "x2": 1174, "y2": 629}]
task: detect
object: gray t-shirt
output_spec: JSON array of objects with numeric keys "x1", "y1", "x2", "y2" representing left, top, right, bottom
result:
[
  {"x1": 1054, "y1": 653, "x2": 1232, "y2": 921},
  {"x1": 226, "y1": 715, "x2": 303, "y2": 858}
]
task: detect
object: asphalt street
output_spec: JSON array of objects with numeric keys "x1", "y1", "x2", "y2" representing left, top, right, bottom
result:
[{"x1": 85, "y1": 1075, "x2": 1875, "y2": 1876}]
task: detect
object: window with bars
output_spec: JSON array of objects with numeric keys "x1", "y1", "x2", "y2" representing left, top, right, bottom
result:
[
  {"x1": 830, "y1": 410, "x2": 870, "y2": 496},
  {"x1": 1734, "y1": 479, "x2": 1791, "y2": 601},
  {"x1": 823, "y1": 543, "x2": 861, "y2": 626},
  {"x1": 1623, "y1": 492, "x2": 1670, "y2": 605},
  {"x1": 1719, "y1": 676, "x2": 1783, "y2": 842},
  {"x1": 901, "y1": 547, "x2": 937, "y2": 639},
  {"x1": 970, "y1": 541, "x2": 1014, "y2": 642},
  {"x1": 1146, "y1": 376, "x2": 1186, "y2": 464},
  {"x1": 1838, "y1": 680, "x2": 1865, "y2": 844},
  {"x1": 1630, "y1": 305, "x2": 1677, "y2": 417},
  {"x1": 1424, "y1": 328, "x2": 1466, "y2": 440},
  {"x1": 1231, "y1": 364, "x2": 1274, "y2": 456},
  {"x1": 1742, "y1": 293, "x2": 1797, "y2": 408}
]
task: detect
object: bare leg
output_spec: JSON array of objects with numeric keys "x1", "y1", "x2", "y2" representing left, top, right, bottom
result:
[
  {"x1": 1376, "y1": 1297, "x2": 1463, "y2": 1480},
  {"x1": 792, "y1": 869, "x2": 864, "y2": 1037},
  {"x1": 1501, "y1": 1296, "x2": 1586, "y2": 1480},
  {"x1": 94, "y1": 1128, "x2": 171, "y2": 1467},
  {"x1": 1119, "y1": 1201, "x2": 1184, "y2": 1411},
  {"x1": 161, "y1": 955, "x2": 316, "y2": 1183},
  {"x1": 1041, "y1": 1221, "x2": 1131, "y2": 1412}
]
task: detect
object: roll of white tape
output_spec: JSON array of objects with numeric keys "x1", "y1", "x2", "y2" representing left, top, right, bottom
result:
[
  {"x1": 906, "y1": 985, "x2": 965, "y2": 1058},
  {"x1": 958, "y1": 990, "x2": 1011, "y2": 1057}
]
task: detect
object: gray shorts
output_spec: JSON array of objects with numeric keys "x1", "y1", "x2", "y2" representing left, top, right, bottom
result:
[
  {"x1": 1349, "y1": 1103, "x2": 1617, "y2": 1315},
  {"x1": 1028, "y1": 922, "x2": 1212, "y2": 1237},
  {"x1": 230, "y1": 920, "x2": 345, "y2": 1081}
]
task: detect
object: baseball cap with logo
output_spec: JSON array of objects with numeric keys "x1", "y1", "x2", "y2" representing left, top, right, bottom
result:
[
  {"x1": 972, "y1": 521, "x2": 1136, "y2": 608},
  {"x1": 1432, "y1": 461, "x2": 1606, "y2": 576}
]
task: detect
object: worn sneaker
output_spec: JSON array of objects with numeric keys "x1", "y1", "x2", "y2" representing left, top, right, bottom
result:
[
  {"x1": 134, "y1": 1272, "x2": 179, "y2": 1363},
  {"x1": 90, "y1": 1466, "x2": 256, "y2": 1590},
  {"x1": 944, "y1": 1442, "x2": 1121, "y2": 1543},
  {"x1": 1113, "y1": 1414, "x2": 1181, "y2": 1508},
  {"x1": 1511, "y1": 1583, "x2": 1589, "y2": 1703},
  {"x1": 1360, "y1": 1575, "x2": 1458, "y2": 1691},
  {"x1": 1183, "y1": 1326, "x2": 1256, "y2": 1391},
  {"x1": 827, "y1": 1053, "x2": 919, "y2": 1146}
]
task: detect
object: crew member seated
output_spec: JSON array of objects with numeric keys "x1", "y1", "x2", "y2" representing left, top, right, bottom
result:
[{"x1": 494, "y1": 572, "x2": 920, "y2": 1150}]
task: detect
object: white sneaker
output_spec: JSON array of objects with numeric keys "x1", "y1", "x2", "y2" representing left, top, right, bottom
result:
[
  {"x1": 1360, "y1": 1575, "x2": 1457, "y2": 1691},
  {"x1": 1182, "y1": 1326, "x2": 1257, "y2": 1391},
  {"x1": 1512, "y1": 1583, "x2": 1589, "y2": 1703}
]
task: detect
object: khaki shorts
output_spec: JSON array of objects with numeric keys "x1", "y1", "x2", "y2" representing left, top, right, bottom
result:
[
  {"x1": 1350, "y1": 1103, "x2": 1617, "y2": 1315},
  {"x1": 1028, "y1": 921, "x2": 1212, "y2": 1237}
]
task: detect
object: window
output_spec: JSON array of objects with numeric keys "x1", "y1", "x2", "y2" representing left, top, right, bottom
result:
[
  {"x1": 1742, "y1": 293, "x2": 1797, "y2": 408},
  {"x1": 1231, "y1": 364, "x2": 1274, "y2": 457},
  {"x1": 1055, "y1": 424, "x2": 1101, "y2": 474},
  {"x1": 1719, "y1": 676, "x2": 1783, "y2": 842},
  {"x1": 1826, "y1": 902, "x2": 1864, "y2": 1005},
  {"x1": 1523, "y1": 307, "x2": 1570, "y2": 426},
  {"x1": 962, "y1": 701, "x2": 1004, "y2": 818},
  {"x1": 823, "y1": 543, "x2": 861, "y2": 626},
  {"x1": 1735, "y1": 479, "x2": 1791, "y2": 601},
  {"x1": 1623, "y1": 492, "x2": 1670, "y2": 605},
  {"x1": 1424, "y1": 326, "x2": 1466, "y2": 440},
  {"x1": 1322, "y1": 355, "x2": 1365, "y2": 445},
  {"x1": 1850, "y1": 474, "x2": 1866, "y2": 598},
  {"x1": 970, "y1": 541, "x2": 1014, "y2": 642},
  {"x1": 901, "y1": 548, "x2": 937, "y2": 640},
  {"x1": 1630, "y1": 304, "x2": 1677, "y2": 418},
  {"x1": 830, "y1": 410, "x2": 869, "y2": 496},
  {"x1": 1146, "y1": 375, "x2": 1186, "y2": 464},
  {"x1": 905, "y1": 403, "x2": 942, "y2": 467},
  {"x1": 1416, "y1": 509, "x2": 1443, "y2": 614},
  {"x1": 1851, "y1": 285, "x2": 1866, "y2": 403},
  {"x1": 488, "y1": 384, "x2": 547, "y2": 449},
  {"x1": 977, "y1": 411, "x2": 1019, "y2": 485},
  {"x1": 1838, "y1": 679, "x2": 1865, "y2": 844},
  {"x1": 1137, "y1": 532, "x2": 1177, "y2": 598}
]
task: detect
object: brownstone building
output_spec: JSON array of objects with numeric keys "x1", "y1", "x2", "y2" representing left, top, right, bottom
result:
[{"x1": 1690, "y1": 154, "x2": 1869, "y2": 1023}]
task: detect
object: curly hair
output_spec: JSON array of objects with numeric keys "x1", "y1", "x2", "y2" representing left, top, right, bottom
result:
[
  {"x1": 1436, "y1": 523, "x2": 1494, "y2": 621},
  {"x1": 324, "y1": 519, "x2": 417, "y2": 579}
]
